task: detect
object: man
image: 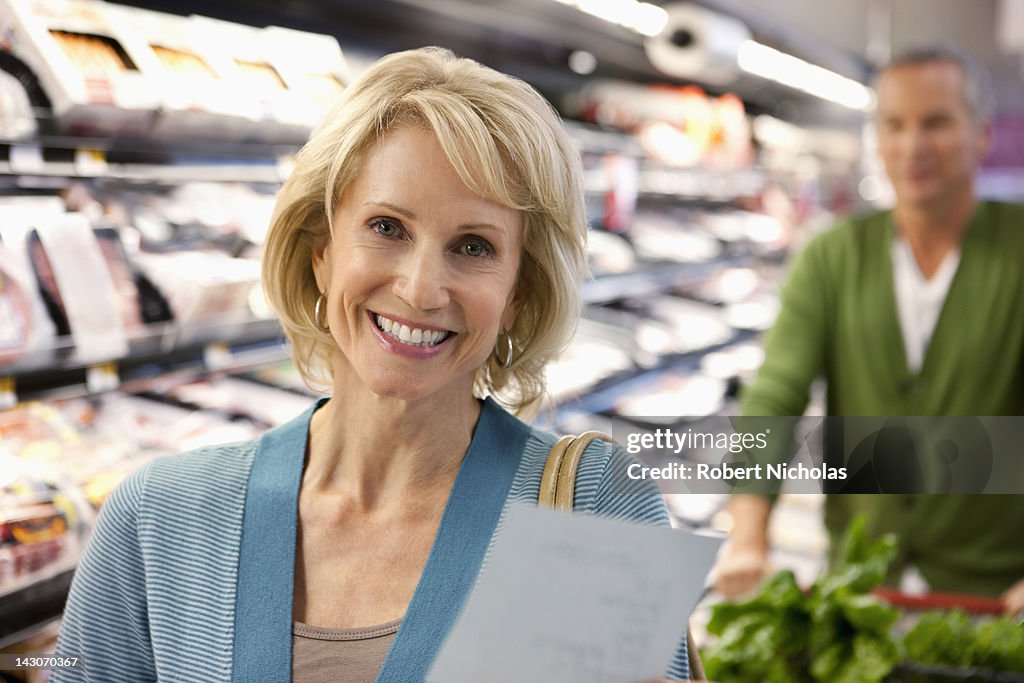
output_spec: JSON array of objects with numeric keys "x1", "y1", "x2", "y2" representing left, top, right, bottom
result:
[{"x1": 712, "y1": 46, "x2": 1024, "y2": 613}]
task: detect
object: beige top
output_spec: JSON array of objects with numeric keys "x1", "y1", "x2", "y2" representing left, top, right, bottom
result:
[{"x1": 292, "y1": 618, "x2": 402, "y2": 683}]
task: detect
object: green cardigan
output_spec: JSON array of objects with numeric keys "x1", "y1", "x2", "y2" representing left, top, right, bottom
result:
[{"x1": 741, "y1": 201, "x2": 1024, "y2": 595}]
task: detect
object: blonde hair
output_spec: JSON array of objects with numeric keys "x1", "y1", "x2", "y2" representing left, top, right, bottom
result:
[{"x1": 262, "y1": 47, "x2": 587, "y2": 416}]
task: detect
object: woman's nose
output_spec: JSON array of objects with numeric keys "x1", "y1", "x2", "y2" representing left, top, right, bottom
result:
[{"x1": 392, "y1": 249, "x2": 451, "y2": 311}]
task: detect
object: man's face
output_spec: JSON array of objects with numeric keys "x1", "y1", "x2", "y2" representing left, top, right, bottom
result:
[{"x1": 876, "y1": 60, "x2": 990, "y2": 210}]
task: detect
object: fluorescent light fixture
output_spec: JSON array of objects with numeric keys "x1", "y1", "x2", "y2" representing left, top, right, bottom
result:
[
  {"x1": 553, "y1": 0, "x2": 871, "y2": 112},
  {"x1": 737, "y1": 40, "x2": 875, "y2": 111},
  {"x1": 558, "y1": 0, "x2": 668, "y2": 37},
  {"x1": 631, "y1": 1, "x2": 670, "y2": 35}
]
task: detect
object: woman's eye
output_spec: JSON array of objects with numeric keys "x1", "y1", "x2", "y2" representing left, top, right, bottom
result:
[
  {"x1": 370, "y1": 218, "x2": 403, "y2": 238},
  {"x1": 460, "y1": 240, "x2": 493, "y2": 258}
]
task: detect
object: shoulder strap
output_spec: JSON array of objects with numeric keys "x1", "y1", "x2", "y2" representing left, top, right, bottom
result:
[
  {"x1": 538, "y1": 431, "x2": 613, "y2": 511},
  {"x1": 376, "y1": 398, "x2": 530, "y2": 683}
]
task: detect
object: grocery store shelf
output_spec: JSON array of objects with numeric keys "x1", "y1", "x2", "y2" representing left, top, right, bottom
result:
[
  {"x1": 0, "y1": 563, "x2": 75, "y2": 648},
  {"x1": 582, "y1": 161, "x2": 766, "y2": 201},
  {"x1": 0, "y1": 134, "x2": 299, "y2": 185},
  {"x1": 0, "y1": 556, "x2": 76, "y2": 603},
  {"x1": 2, "y1": 316, "x2": 288, "y2": 401},
  {"x1": 552, "y1": 329, "x2": 756, "y2": 415},
  {"x1": 564, "y1": 120, "x2": 646, "y2": 157},
  {"x1": 0, "y1": 616, "x2": 62, "y2": 655},
  {"x1": 2, "y1": 133, "x2": 301, "y2": 160},
  {"x1": 566, "y1": 120, "x2": 766, "y2": 201},
  {"x1": 637, "y1": 166, "x2": 765, "y2": 200},
  {"x1": 0, "y1": 160, "x2": 284, "y2": 184},
  {"x1": 583, "y1": 259, "x2": 743, "y2": 305}
]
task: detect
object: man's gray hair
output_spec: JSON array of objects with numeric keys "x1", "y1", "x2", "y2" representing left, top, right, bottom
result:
[{"x1": 880, "y1": 45, "x2": 996, "y2": 124}]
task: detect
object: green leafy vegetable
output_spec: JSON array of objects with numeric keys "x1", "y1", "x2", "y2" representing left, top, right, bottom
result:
[
  {"x1": 902, "y1": 610, "x2": 974, "y2": 668},
  {"x1": 902, "y1": 610, "x2": 1024, "y2": 673},
  {"x1": 702, "y1": 517, "x2": 1024, "y2": 681},
  {"x1": 702, "y1": 517, "x2": 901, "y2": 683}
]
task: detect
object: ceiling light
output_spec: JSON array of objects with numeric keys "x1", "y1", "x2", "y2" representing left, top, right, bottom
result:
[
  {"x1": 554, "y1": 0, "x2": 871, "y2": 112},
  {"x1": 559, "y1": 0, "x2": 668, "y2": 37},
  {"x1": 737, "y1": 40, "x2": 875, "y2": 111}
]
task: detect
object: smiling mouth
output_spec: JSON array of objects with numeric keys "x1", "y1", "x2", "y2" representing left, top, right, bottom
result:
[{"x1": 373, "y1": 313, "x2": 454, "y2": 347}]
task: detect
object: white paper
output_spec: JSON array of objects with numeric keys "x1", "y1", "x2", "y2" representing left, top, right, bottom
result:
[{"x1": 427, "y1": 504, "x2": 723, "y2": 683}]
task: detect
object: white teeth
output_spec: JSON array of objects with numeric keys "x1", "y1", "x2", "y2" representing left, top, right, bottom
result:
[{"x1": 374, "y1": 314, "x2": 449, "y2": 347}]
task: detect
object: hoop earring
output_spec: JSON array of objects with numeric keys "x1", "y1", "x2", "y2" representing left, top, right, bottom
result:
[
  {"x1": 494, "y1": 331, "x2": 514, "y2": 369},
  {"x1": 314, "y1": 292, "x2": 330, "y2": 331}
]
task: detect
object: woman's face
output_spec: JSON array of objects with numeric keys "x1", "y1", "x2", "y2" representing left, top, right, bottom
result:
[{"x1": 312, "y1": 125, "x2": 524, "y2": 403}]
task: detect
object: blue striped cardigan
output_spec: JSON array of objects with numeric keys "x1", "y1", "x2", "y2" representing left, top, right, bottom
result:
[{"x1": 53, "y1": 398, "x2": 690, "y2": 681}]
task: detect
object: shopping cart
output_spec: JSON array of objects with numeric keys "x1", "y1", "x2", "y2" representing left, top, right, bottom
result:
[{"x1": 874, "y1": 587, "x2": 1024, "y2": 683}]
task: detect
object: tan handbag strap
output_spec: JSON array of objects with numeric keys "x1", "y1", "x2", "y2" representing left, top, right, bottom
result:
[{"x1": 538, "y1": 431, "x2": 613, "y2": 512}]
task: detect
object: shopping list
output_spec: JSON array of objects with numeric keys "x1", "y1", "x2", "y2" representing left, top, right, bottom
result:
[{"x1": 427, "y1": 503, "x2": 723, "y2": 683}]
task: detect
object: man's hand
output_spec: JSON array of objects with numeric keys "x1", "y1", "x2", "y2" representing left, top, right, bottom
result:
[
  {"x1": 711, "y1": 540, "x2": 771, "y2": 598},
  {"x1": 710, "y1": 494, "x2": 773, "y2": 598},
  {"x1": 1002, "y1": 577, "x2": 1024, "y2": 615}
]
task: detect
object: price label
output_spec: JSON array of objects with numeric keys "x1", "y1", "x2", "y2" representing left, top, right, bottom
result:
[
  {"x1": 74, "y1": 148, "x2": 109, "y2": 176},
  {"x1": 86, "y1": 363, "x2": 120, "y2": 394},
  {"x1": 204, "y1": 342, "x2": 233, "y2": 371},
  {"x1": 9, "y1": 144, "x2": 45, "y2": 174},
  {"x1": 0, "y1": 376, "x2": 16, "y2": 409}
]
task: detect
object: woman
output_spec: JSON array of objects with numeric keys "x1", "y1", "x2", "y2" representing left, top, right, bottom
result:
[{"x1": 54, "y1": 48, "x2": 693, "y2": 681}]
